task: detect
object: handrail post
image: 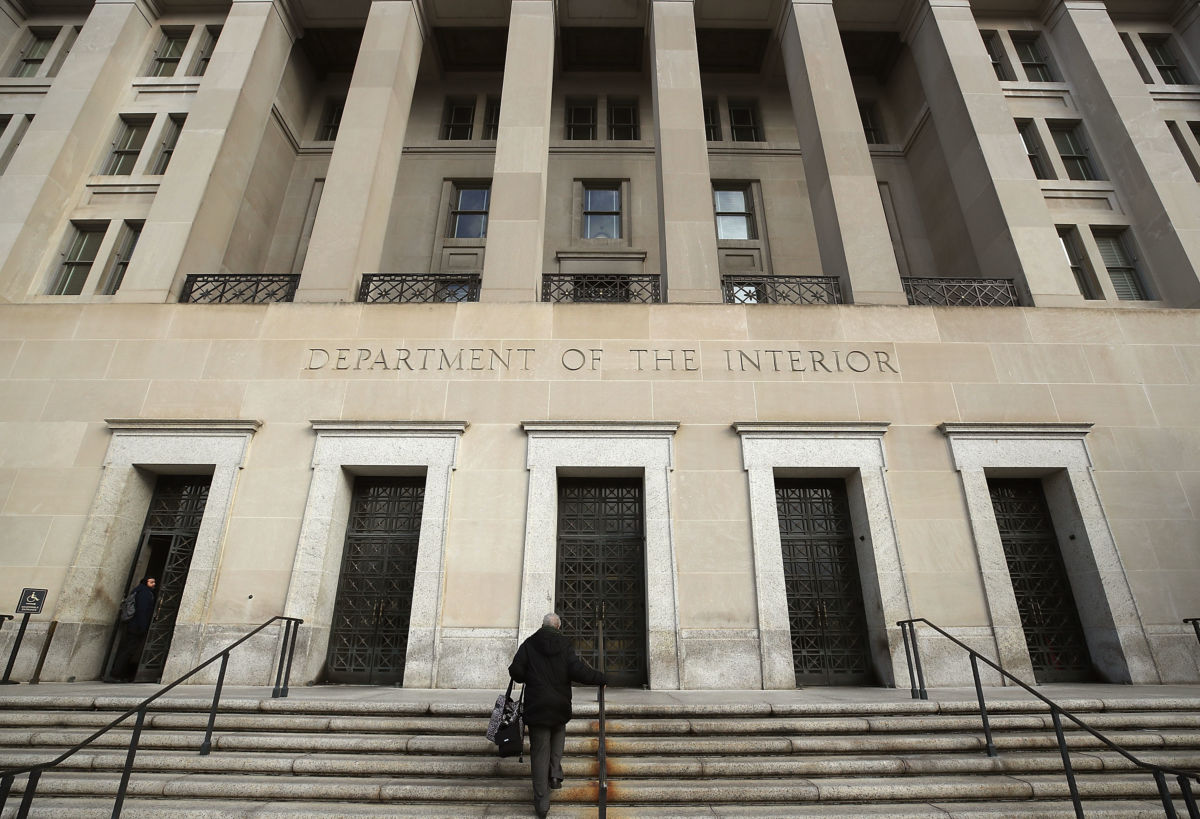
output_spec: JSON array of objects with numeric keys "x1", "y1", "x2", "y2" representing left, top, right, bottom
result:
[
  {"x1": 597, "y1": 684, "x2": 607, "y2": 819},
  {"x1": 280, "y1": 617, "x2": 299, "y2": 698},
  {"x1": 1050, "y1": 706, "x2": 1083, "y2": 819},
  {"x1": 1154, "y1": 769, "x2": 1179, "y2": 819},
  {"x1": 272, "y1": 618, "x2": 290, "y2": 698},
  {"x1": 899, "y1": 621, "x2": 920, "y2": 700},
  {"x1": 970, "y1": 654, "x2": 996, "y2": 758},
  {"x1": 16, "y1": 768, "x2": 39, "y2": 819},
  {"x1": 199, "y1": 653, "x2": 229, "y2": 756},
  {"x1": 0, "y1": 772, "x2": 11, "y2": 811},
  {"x1": 1177, "y1": 774, "x2": 1198, "y2": 819},
  {"x1": 902, "y1": 621, "x2": 928, "y2": 700},
  {"x1": 112, "y1": 705, "x2": 146, "y2": 818}
]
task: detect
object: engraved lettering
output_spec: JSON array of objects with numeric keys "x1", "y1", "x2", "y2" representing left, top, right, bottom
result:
[
  {"x1": 654, "y1": 350, "x2": 675, "y2": 371},
  {"x1": 306, "y1": 348, "x2": 330, "y2": 370},
  {"x1": 846, "y1": 350, "x2": 871, "y2": 373},
  {"x1": 440, "y1": 349, "x2": 464, "y2": 370},
  {"x1": 789, "y1": 351, "x2": 806, "y2": 372},
  {"x1": 630, "y1": 349, "x2": 649, "y2": 371},
  {"x1": 395, "y1": 348, "x2": 413, "y2": 370},
  {"x1": 876, "y1": 350, "x2": 899, "y2": 373},
  {"x1": 562, "y1": 348, "x2": 586, "y2": 371},
  {"x1": 517, "y1": 348, "x2": 534, "y2": 370},
  {"x1": 417, "y1": 348, "x2": 435, "y2": 369},
  {"x1": 738, "y1": 350, "x2": 761, "y2": 371},
  {"x1": 335, "y1": 349, "x2": 351, "y2": 370},
  {"x1": 765, "y1": 350, "x2": 784, "y2": 371},
  {"x1": 355, "y1": 349, "x2": 372, "y2": 370},
  {"x1": 490, "y1": 348, "x2": 511, "y2": 370},
  {"x1": 370, "y1": 350, "x2": 390, "y2": 370},
  {"x1": 810, "y1": 351, "x2": 832, "y2": 373},
  {"x1": 682, "y1": 349, "x2": 698, "y2": 371}
]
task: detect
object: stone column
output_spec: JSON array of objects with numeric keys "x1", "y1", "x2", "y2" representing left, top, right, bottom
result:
[
  {"x1": 0, "y1": 0, "x2": 154, "y2": 302},
  {"x1": 113, "y1": 0, "x2": 296, "y2": 302},
  {"x1": 479, "y1": 0, "x2": 555, "y2": 302},
  {"x1": 293, "y1": 1, "x2": 424, "y2": 302},
  {"x1": 781, "y1": 0, "x2": 906, "y2": 305},
  {"x1": 650, "y1": 0, "x2": 721, "y2": 304},
  {"x1": 904, "y1": 0, "x2": 1083, "y2": 306},
  {"x1": 1047, "y1": 0, "x2": 1200, "y2": 308}
]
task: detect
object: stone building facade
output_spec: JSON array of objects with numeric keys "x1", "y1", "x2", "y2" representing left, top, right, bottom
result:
[{"x1": 0, "y1": 0, "x2": 1198, "y2": 691}]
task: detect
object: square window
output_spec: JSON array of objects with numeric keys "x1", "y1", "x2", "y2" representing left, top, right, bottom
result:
[
  {"x1": 728, "y1": 99, "x2": 763, "y2": 142},
  {"x1": 566, "y1": 98, "x2": 597, "y2": 140},
  {"x1": 703, "y1": 98, "x2": 721, "y2": 141},
  {"x1": 858, "y1": 101, "x2": 886, "y2": 144},
  {"x1": 317, "y1": 98, "x2": 344, "y2": 141},
  {"x1": 449, "y1": 184, "x2": 490, "y2": 238},
  {"x1": 440, "y1": 97, "x2": 475, "y2": 140},
  {"x1": 1093, "y1": 230, "x2": 1147, "y2": 300},
  {"x1": 150, "y1": 29, "x2": 192, "y2": 78},
  {"x1": 151, "y1": 114, "x2": 185, "y2": 175},
  {"x1": 1050, "y1": 123, "x2": 1099, "y2": 181},
  {"x1": 583, "y1": 184, "x2": 621, "y2": 239},
  {"x1": 607, "y1": 99, "x2": 639, "y2": 140},
  {"x1": 482, "y1": 96, "x2": 501, "y2": 140},
  {"x1": 714, "y1": 186, "x2": 757, "y2": 241},
  {"x1": 1012, "y1": 33, "x2": 1055, "y2": 82},
  {"x1": 101, "y1": 116, "x2": 152, "y2": 175},
  {"x1": 1141, "y1": 35, "x2": 1188, "y2": 85},
  {"x1": 49, "y1": 224, "x2": 106, "y2": 296}
]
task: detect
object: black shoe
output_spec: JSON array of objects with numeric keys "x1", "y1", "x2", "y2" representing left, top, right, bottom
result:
[{"x1": 550, "y1": 778, "x2": 562, "y2": 789}]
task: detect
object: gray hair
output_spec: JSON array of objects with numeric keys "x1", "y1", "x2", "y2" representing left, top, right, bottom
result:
[{"x1": 542, "y1": 612, "x2": 561, "y2": 629}]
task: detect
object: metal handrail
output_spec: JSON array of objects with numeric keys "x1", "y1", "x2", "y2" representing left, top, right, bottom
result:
[
  {"x1": 0, "y1": 615, "x2": 303, "y2": 818},
  {"x1": 898, "y1": 617, "x2": 1199, "y2": 819},
  {"x1": 597, "y1": 684, "x2": 607, "y2": 819},
  {"x1": 1186, "y1": 618, "x2": 1200, "y2": 649}
]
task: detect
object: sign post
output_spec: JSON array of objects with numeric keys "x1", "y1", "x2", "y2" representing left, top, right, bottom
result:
[{"x1": 1, "y1": 588, "x2": 47, "y2": 684}]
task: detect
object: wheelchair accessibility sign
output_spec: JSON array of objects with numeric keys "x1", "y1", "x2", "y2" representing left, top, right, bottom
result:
[{"x1": 15, "y1": 588, "x2": 46, "y2": 615}]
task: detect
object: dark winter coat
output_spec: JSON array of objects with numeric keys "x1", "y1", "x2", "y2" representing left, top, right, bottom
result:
[
  {"x1": 508, "y1": 626, "x2": 606, "y2": 727},
  {"x1": 126, "y1": 583, "x2": 156, "y2": 636}
]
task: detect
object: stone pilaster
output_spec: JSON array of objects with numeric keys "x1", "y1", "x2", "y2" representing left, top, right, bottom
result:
[
  {"x1": 781, "y1": 0, "x2": 906, "y2": 305},
  {"x1": 905, "y1": 0, "x2": 1083, "y2": 306},
  {"x1": 294, "y1": 1, "x2": 424, "y2": 302},
  {"x1": 0, "y1": 0, "x2": 22, "y2": 59},
  {"x1": 0, "y1": 0, "x2": 153, "y2": 303},
  {"x1": 650, "y1": 0, "x2": 721, "y2": 304},
  {"x1": 478, "y1": 0, "x2": 555, "y2": 302},
  {"x1": 114, "y1": 0, "x2": 296, "y2": 302},
  {"x1": 1047, "y1": 0, "x2": 1200, "y2": 308}
]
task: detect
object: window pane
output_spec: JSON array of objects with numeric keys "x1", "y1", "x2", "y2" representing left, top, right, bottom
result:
[
  {"x1": 452, "y1": 213, "x2": 487, "y2": 239},
  {"x1": 585, "y1": 187, "x2": 619, "y2": 212},
  {"x1": 714, "y1": 189, "x2": 747, "y2": 213},
  {"x1": 716, "y1": 214, "x2": 751, "y2": 240},
  {"x1": 458, "y1": 188, "x2": 489, "y2": 211},
  {"x1": 584, "y1": 214, "x2": 620, "y2": 239}
]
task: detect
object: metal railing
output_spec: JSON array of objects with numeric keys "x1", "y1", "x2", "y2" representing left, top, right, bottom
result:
[
  {"x1": 902, "y1": 276, "x2": 1020, "y2": 306},
  {"x1": 358, "y1": 273, "x2": 481, "y2": 303},
  {"x1": 722, "y1": 274, "x2": 844, "y2": 305},
  {"x1": 0, "y1": 615, "x2": 303, "y2": 819},
  {"x1": 1187, "y1": 619, "x2": 1200, "y2": 650},
  {"x1": 597, "y1": 684, "x2": 608, "y2": 819},
  {"x1": 542, "y1": 273, "x2": 662, "y2": 304},
  {"x1": 180, "y1": 274, "x2": 300, "y2": 304},
  {"x1": 898, "y1": 618, "x2": 1199, "y2": 818}
]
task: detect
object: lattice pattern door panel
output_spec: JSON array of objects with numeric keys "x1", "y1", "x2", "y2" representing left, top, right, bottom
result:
[
  {"x1": 556, "y1": 478, "x2": 647, "y2": 687},
  {"x1": 326, "y1": 477, "x2": 425, "y2": 685},
  {"x1": 776, "y1": 479, "x2": 874, "y2": 685},
  {"x1": 135, "y1": 476, "x2": 211, "y2": 683},
  {"x1": 989, "y1": 478, "x2": 1094, "y2": 683}
]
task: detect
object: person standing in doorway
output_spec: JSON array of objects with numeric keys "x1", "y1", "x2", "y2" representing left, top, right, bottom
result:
[
  {"x1": 508, "y1": 612, "x2": 606, "y2": 818},
  {"x1": 107, "y1": 577, "x2": 157, "y2": 683}
]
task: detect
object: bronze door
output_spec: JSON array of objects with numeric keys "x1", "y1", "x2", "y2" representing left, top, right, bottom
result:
[
  {"x1": 555, "y1": 478, "x2": 648, "y2": 688},
  {"x1": 133, "y1": 476, "x2": 211, "y2": 683},
  {"x1": 776, "y1": 479, "x2": 874, "y2": 685},
  {"x1": 326, "y1": 477, "x2": 424, "y2": 685},
  {"x1": 989, "y1": 478, "x2": 1094, "y2": 683}
]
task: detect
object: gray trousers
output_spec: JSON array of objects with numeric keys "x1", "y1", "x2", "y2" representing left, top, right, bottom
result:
[{"x1": 528, "y1": 723, "x2": 566, "y2": 813}]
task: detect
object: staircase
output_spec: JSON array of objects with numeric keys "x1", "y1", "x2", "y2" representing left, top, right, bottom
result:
[{"x1": 1, "y1": 686, "x2": 1199, "y2": 817}]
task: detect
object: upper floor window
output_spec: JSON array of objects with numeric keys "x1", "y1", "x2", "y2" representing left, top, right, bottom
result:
[
  {"x1": 582, "y1": 183, "x2": 622, "y2": 239},
  {"x1": 981, "y1": 30, "x2": 1012, "y2": 81},
  {"x1": 48, "y1": 223, "x2": 105, "y2": 296},
  {"x1": 97, "y1": 221, "x2": 142, "y2": 295},
  {"x1": 195, "y1": 26, "x2": 221, "y2": 76},
  {"x1": 1141, "y1": 35, "x2": 1189, "y2": 85},
  {"x1": 10, "y1": 29, "x2": 55, "y2": 77},
  {"x1": 703, "y1": 98, "x2": 721, "y2": 141},
  {"x1": 151, "y1": 114, "x2": 185, "y2": 174},
  {"x1": 101, "y1": 116, "x2": 152, "y2": 175},
  {"x1": 448, "y1": 184, "x2": 490, "y2": 238},
  {"x1": 1017, "y1": 120, "x2": 1052, "y2": 179},
  {"x1": 1050, "y1": 123, "x2": 1100, "y2": 181},
  {"x1": 1057, "y1": 227, "x2": 1096, "y2": 299},
  {"x1": 713, "y1": 186, "x2": 757, "y2": 240},
  {"x1": 858, "y1": 101, "x2": 886, "y2": 144},
  {"x1": 482, "y1": 96, "x2": 501, "y2": 140},
  {"x1": 317, "y1": 98, "x2": 344, "y2": 141},
  {"x1": 440, "y1": 97, "x2": 475, "y2": 140},
  {"x1": 566, "y1": 97, "x2": 597, "y2": 140},
  {"x1": 1012, "y1": 33, "x2": 1055, "y2": 82},
  {"x1": 1093, "y1": 230, "x2": 1146, "y2": 300},
  {"x1": 607, "y1": 99, "x2": 639, "y2": 140},
  {"x1": 150, "y1": 28, "x2": 191, "y2": 77},
  {"x1": 0, "y1": 114, "x2": 31, "y2": 175},
  {"x1": 728, "y1": 99, "x2": 763, "y2": 142}
]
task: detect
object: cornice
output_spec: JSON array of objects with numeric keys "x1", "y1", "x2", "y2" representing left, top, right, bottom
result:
[
  {"x1": 938, "y1": 422, "x2": 1094, "y2": 438},
  {"x1": 106, "y1": 419, "x2": 262, "y2": 435},
  {"x1": 310, "y1": 421, "x2": 469, "y2": 435}
]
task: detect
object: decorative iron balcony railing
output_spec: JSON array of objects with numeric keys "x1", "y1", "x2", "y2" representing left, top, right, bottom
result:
[
  {"x1": 902, "y1": 277, "x2": 1020, "y2": 307},
  {"x1": 358, "y1": 273, "x2": 482, "y2": 304},
  {"x1": 542, "y1": 273, "x2": 662, "y2": 304},
  {"x1": 180, "y1": 274, "x2": 299, "y2": 304},
  {"x1": 722, "y1": 274, "x2": 843, "y2": 305}
]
